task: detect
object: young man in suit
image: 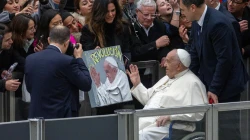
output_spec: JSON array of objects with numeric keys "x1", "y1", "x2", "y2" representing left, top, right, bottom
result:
[
  {"x1": 180, "y1": 0, "x2": 248, "y2": 139},
  {"x1": 25, "y1": 25, "x2": 92, "y2": 119}
]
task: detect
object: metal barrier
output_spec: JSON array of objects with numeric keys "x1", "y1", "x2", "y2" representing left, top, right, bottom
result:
[
  {"x1": 0, "y1": 120, "x2": 30, "y2": 140},
  {"x1": 131, "y1": 105, "x2": 212, "y2": 140},
  {"x1": 0, "y1": 102, "x2": 250, "y2": 140},
  {"x1": 45, "y1": 114, "x2": 118, "y2": 140},
  {"x1": 212, "y1": 101, "x2": 250, "y2": 140}
]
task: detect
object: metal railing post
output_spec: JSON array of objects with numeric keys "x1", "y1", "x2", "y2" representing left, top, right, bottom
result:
[
  {"x1": 212, "y1": 105, "x2": 219, "y2": 140},
  {"x1": 115, "y1": 109, "x2": 135, "y2": 140},
  {"x1": 206, "y1": 105, "x2": 213, "y2": 140},
  {"x1": 0, "y1": 92, "x2": 4, "y2": 122},
  {"x1": 29, "y1": 118, "x2": 45, "y2": 140}
]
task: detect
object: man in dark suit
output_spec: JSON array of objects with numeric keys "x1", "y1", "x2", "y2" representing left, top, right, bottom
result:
[
  {"x1": 25, "y1": 25, "x2": 92, "y2": 119},
  {"x1": 205, "y1": 0, "x2": 242, "y2": 50},
  {"x1": 180, "y1": 0, "x2": 248, "y2": 139}
]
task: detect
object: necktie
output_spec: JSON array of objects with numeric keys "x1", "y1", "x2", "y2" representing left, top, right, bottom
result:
[{"x1": 198, "y1": 25, "x2": 202, "y2": 36}]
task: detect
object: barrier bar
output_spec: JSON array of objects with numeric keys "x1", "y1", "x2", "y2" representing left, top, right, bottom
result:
[
  {"x1": 116, "y1": 109, "x2": 135, "y2": 140},
  {"x1": 133, "y1": 104, "x2": 211, "y2": 140},
  {"x1": 29, "y1": 118, "x2": 45, "y2": 140}
]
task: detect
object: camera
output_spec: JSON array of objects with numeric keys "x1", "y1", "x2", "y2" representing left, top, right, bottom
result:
[{"x1": 65, "y1": 42, "x2": 80, "y2": 56}]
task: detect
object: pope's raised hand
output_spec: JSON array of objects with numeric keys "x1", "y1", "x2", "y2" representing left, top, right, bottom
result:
[{"x1": 126, "y1": 64, "x2": 141, "y2": 87}]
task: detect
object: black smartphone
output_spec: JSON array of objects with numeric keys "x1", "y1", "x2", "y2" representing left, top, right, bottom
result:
[{"x1": 37, "y1": 35, "x2": 44, "y2": 46}]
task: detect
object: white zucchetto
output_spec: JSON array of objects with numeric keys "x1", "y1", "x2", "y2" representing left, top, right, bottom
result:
[
  {"x1": 105, "y1": 57, "x2": 118, "y2": 67},
  {"x1": 177, "y1": 49, "x2": 191, "y2": 68}
]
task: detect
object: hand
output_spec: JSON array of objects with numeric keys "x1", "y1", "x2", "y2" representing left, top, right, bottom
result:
[
  {"x1": 156, "y1": 116, "x2": 170, "y2": 127},
  {"x1": 179, "y1": 25, "x2": 189, "y2": 43},
  {"x1": 242, "y1": 48, "x2": 245, "y2": 54},
  {"x1": 207, "y1": 91, "x2": 218, "y2": 103},
  {"x1": 90, "y1": 67, "x2": 101, "y2": 87},
  {"x1": 239, "y1": 20, "x2": 248, "y2": 33},
  {"x1": 16, "y1": 4, "x2": 34, "y2": 15},
  {"x1": 156, "y1": 35, "x2": 170, "y2": 49},
  {"x1": 126, "y1": 64, "x2": 141, "y2": 87},
  {"x1": 95, "y1": 46, "x2": 100, "y2": 50},
  {"x1": 34, "y1": 42, "x2": 44, "y2": 52},
  {"x1": 74, "y1": 43, "x2": 83, "y2": 58},
  {"x1": 169, "y1": 0, "x2": 179, "y2": 10},
  {"x1": 5, "y1": 79, "x2": 21, "y2": 91},
  {"x1": 1, "y1": 70, "x2": 12, "y2": 80},
  {"x1": 160, "y1": 57, "x2": 166, "y2": 68}
]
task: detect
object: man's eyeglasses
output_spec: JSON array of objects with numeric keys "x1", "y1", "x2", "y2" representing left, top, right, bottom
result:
[
  {"x1": 227, "y1": 0, "x2": 245, "y2": 4},
  {"x1": 137, "y1": 9, "x2": 159, "y2": 19}
]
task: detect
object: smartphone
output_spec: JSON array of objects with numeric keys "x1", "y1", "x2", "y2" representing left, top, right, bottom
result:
[
  {"x1": 3, "y1": 62, "x2": 18, "y2": 80},
  {"x1": 37, "y1": 35, "x2": 44, "y2": 46}
]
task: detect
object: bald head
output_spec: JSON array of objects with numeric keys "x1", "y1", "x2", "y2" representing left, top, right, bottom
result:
[{"x1": 49, "y1": 25, "x2": 70, "y2": 45}]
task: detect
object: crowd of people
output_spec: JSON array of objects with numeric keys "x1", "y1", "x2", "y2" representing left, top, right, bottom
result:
[{"x1": 0, "y1": 0, "x2": 250, "y2": 139}]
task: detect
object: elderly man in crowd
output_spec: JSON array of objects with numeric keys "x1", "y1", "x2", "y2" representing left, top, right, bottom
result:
[
  {"x1": 90, "y1": 57, "x2": 132, "y2": 106},
  {"x1": 127, "y1": 49, "x2": 208, "y2": 140}
]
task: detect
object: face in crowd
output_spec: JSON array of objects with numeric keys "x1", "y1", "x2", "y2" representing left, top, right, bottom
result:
[
  {"x1": 227, "y1": 0, "x2": 249, "y2": 14},
  {"x1": 119, "y1": 0, "x2": 127, "y2": 6},
  {"x1": 33, "y1": 0, "x2": 39, "y2": 13},
  {"x1": 49, "y1": 14, "x2": 63, "y2": 30},
  {"x1": 4, "y1": 0, "x2": 20, "y2": 13},
  {"x1": 179, "y1": 0, "x2": 196, "y2": 22},
  {"x1": 1, "y1": 32, "x2": 13, "y2": 50},
  {"x1": 26, "y1": 19, "x2": 36, "y2": 40},
  {"x1": 63, "y1": 16, "x2": 79, "y2": 33},
  {"x1": 136, "y1": 5, "x2": 157, "y2": 28},
  {"x1": 156, "y1": 0, "x2": 173, "y2": 16},
  {"x1": 76, "y1": 0, "x2": 94, "y2": 16},
  {"x1": 104, "y1": 61, "x2": 118, "y2": 83},
  {"x1": 105, "y1": 2, "x2": 116, "y2": 23},
  {"x1": 180, "y1": 13, "x2": 192, "y2": 29}
]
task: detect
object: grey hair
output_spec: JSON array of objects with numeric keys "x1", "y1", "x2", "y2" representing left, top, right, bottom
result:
[{"x1": 137, "y1": 0, "x2": 156, "y2": 10}]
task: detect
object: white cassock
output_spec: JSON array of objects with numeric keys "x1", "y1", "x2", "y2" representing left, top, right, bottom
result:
[
  {"x1": 131, "y1": 69, "x2": 208, "y2": 140},
  {"x1": 97, "y1": 69, "x2": 132, "y2": 106}
]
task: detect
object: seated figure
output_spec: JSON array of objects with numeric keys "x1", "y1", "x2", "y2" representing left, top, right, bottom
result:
[{"x1": 127, "y1": 49, "x2": 208, "y2": 140}]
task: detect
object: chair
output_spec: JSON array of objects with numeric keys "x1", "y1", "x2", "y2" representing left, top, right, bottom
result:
[{"x1": 162, "y1": 121, "x2": 205, "y2": 140}]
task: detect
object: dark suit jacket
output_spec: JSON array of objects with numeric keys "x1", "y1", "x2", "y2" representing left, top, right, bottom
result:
[
  {"x1": 219, "y1": 5, "x2": 242, "y2": 50},
  {"x1": 190, "y1": 7, "x2": 248, "y2": 101},
  {"x1": 25, "y1": 45, "x2": 92, "y2": 119}
]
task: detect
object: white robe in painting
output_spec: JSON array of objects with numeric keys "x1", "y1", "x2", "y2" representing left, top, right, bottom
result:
[
  {"x1": 131, "y1": 69, "x2": 208, "y2": 140},
  {"x1": 96, "y1": 69, "x2": 132, "y2": 106}
]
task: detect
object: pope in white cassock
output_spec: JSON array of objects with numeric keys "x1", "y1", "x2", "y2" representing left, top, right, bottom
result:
[
  {"x1": 127, "y1": 49, "x2": 208, "y2": 140},
  {"x1": 90, "y1": 57, "x2": 132, "y2": 106}
]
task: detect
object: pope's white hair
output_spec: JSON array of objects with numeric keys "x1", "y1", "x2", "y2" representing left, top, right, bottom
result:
[{"x1": 137, "y1": 0, "x2": 156, "y2": 10}]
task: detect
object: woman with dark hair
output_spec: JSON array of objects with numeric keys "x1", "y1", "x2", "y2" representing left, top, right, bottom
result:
[
  {"x1": 11, "y1": 14, "x2": 37, "y2": 58},
  {"x1": 81, "y1": 0, "x2": 131, "y2": 54},
  {"x1": 36, "y1": 9, "x2": 63, "y2": 48},
  {"x1": 80, "y1": 0, "x2": 133, "y2": 115},
  {"x1": 0, "y1": 0, "x2": 34, "y2": 24},
  {"x1": 71, "y1": 0, "x2": 94, "y2": 29}
]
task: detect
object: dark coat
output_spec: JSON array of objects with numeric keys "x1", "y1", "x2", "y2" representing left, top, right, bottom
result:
[
  {"x1": 190, "y1": 7, "x2": 248, "y2": 101},
  {"x1": 25, "y1": 45, "x2": 92, "y2": 119}
]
